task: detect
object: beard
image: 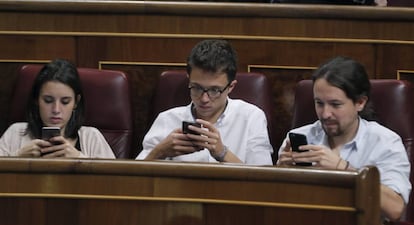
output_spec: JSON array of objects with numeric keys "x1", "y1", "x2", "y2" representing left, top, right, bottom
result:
[{"x1": 321, "y1": 119, "x2": 343, "y2": 137}]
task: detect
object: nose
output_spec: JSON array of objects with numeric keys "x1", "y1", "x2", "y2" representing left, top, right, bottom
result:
[
  {"x1": 52, "y1": 101, "x2": 61, "y2": 114},
  {"x1": 320, "y1": 105, "x2": 333, "y2": 119},
  {"x1": 199, "y1": 91, "x2": 210, "y2": 102}
]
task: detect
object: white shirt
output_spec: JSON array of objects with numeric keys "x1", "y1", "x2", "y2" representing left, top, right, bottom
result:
[
  {"x1": 137, "y1": 98, "x2": 274, "y2": 165},
  {"x1": 279, "y1": 118, "x2": 411, "y2": 203},
  {"x1": 0, "y1": 122, "x2": 115, "y2": 159},
  {"x1": 375, "y1": 0, "x2": 387, "y2": 6}
]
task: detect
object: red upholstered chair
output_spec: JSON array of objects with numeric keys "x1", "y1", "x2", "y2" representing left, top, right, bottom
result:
[
  {"x1": 292, "y1": 79, "x2": 414, "y2": 223},
  {"x1": 9, "y1": 64, "x2": 134, "y2": 159},
  {"x1": 151, "y1": 70, "x2": 274, "y2": 143}
]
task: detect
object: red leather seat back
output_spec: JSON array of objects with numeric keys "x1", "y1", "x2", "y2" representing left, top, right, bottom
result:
[
  {"x1": 9, "y1": 64, "x2": 134, "y2": 158},
  {"x1": 151, "y1": 70, "x2": 274, "y2": 141},
  {"x1": 292, "y1": 79, "x2": 414, "y2": 222},
  {"x1": 151, "y1": 70, "x2": 191, "y2": 118}
]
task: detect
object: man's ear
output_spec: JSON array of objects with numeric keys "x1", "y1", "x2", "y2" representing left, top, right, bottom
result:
[
  {"x1": 227, "y1": 80, "x2": 238, "y2": 94},
  {"x1": 356, "y1": 95, "x2": 368, "y2": 112}
]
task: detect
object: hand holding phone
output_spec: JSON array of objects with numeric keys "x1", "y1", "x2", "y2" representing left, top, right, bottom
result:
[
  {"x1": 182, "y1": 121, "x2": 202, "y2": 135},
  {"x1": 41, "y1": 127, "x2": 62, "y2": 156},
  {"x1": 288, "y1": 132, "x2": 312, "y2": 166}
]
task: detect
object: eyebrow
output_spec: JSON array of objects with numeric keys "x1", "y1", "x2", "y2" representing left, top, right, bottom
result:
[
  {"x1": 189, "y1": 83, "x2": 223, "y2": 89},
  {"x1": 41, "y1": 95, "x2": 73, "y2": 99},
  {"x1": 314, "y1": 99, "x2": 345, "y2": 105}
]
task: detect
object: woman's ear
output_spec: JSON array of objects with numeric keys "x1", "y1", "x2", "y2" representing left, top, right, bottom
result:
[{"x1": 74, "y1": 94, "x2": 81, "y2": 109}]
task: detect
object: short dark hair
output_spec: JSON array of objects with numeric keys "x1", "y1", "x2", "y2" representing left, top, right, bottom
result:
[
  {"x1": 186, "y1": 39, "x2": 238, "y2": 82},
  {"x1": 26, "y1": 59, "x2": 85, "y2": 139},
  {"x1": 312, "y1": 56, "x2": 375, "y2": 120}
]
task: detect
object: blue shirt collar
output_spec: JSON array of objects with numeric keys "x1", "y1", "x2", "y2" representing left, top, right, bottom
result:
[{"x1": 313, "y1": 117, "x2": 365, "y2": 152}]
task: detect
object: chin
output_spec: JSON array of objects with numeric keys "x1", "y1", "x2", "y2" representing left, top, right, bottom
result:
[
  {"x1": 327, "y1": 131, "x2": 343, "y2": 137},
  {"x1": 45, "y1": 123, "x2": 63, "y2": 128},
  {"x1": 323, "y1": 127, "x2": 340, "y2": 137}
]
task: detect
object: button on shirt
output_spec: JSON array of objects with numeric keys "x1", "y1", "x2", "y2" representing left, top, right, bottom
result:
[
  {"x1": 137, "y1": 98, "x2": 274, "y2": 165},
  {"x1": 279, "y1": 118, "x2": 411, "y2": 203}
]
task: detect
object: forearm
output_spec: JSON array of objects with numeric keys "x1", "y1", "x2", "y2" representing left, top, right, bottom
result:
[
  {"x1": 338, "y1": 161, "x2": 405, "y2": 221},
  {"x1": 144, "y1": 145, "x2": 167, "y2": 160},
  {"x1": 220, "y1": 148, "x2": 242, "y2": 163},
  {"x1": 380, "y1": 184, "x2": 405, "y2": 221},
  {"x1": 142, "y1": 136, "x2": 173, "y2": 160}
]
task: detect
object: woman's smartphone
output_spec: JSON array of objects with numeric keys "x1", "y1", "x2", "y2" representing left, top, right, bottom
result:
[
  {"x1": 182, "y1": 121, "x2": 201, "y2": 135},
  {"x1": 42, "y1": 127, "x2": 61, "y2": 141},
  {"x1": 41, "y1": 127, "x2": 61, "y2": 156},
  {"x1": 288, "y1": 132, "x2": 312, "y2": 166}
]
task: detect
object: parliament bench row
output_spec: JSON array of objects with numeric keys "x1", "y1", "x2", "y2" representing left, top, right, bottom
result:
[{"x1": 6, "y1": 64, "x2": 414, "y2": 222}]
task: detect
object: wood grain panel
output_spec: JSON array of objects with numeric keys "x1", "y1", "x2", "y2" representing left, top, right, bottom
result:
[
  {"x1": 0, "y1": 158, "x2": 380, "y2": 225},
  {"x1": 1, "y1": 2, "x2": 414, "y2": 41},
  {"x1": 0, "y1": 35, "x2": 75, "y2": 59},
  {"x1": 0, "y1": 198, "x2": 357, "y2": 225},
  {"x1": 377, "y1": 44, "x2": 414, "y2": 79}
]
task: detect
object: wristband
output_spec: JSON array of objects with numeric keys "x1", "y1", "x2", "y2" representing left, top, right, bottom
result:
[
  {"x1": 344, "y1": 161, "x2": 350, "y2": 170},
  {"x1": 335, "y1": 158, "x2": 342, "y2": 169},
  {"x1": 214, "y1": 145, "x2": 228, "y2": 162}
]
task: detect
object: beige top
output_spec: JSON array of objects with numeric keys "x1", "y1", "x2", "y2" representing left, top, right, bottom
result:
[{"x1": 0, "y1": 122, "x2": 115, "y2": 158}]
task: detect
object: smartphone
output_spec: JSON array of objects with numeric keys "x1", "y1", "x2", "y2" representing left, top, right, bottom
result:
[
  {"x1": 182, "y1": 121, "x2": 201, "y2": 135},
  {"x1": 42, "y1": 127, "x2": 61, "y2": 141},
  {"x1": 288, "y1": 132, "x2": 312, "y2": 166},
  {"x1": 289, "y1": 132, "x2": 308, "y2": 153}
]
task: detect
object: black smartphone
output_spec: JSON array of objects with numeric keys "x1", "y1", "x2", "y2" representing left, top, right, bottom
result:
[
  {"x1": 42, "y1": 127, "x2": 61, "y2": 141},
  {"x1": 288, "y1": 132, "x2": 312, "y2": 166},
  {"x1": 182, "y1": 121, "x2": 201, "y2": 135},
  {"x1": 289, "y1": 132, "x2": 308, "y2": 153}
]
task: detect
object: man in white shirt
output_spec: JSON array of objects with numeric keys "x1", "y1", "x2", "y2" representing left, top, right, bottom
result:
[
  {"x1": 137, "y1": 39, "x2": 273, "y2": 165},
  {"x1": 277, "y1": 56, "x2": 411, "y2": 221}
]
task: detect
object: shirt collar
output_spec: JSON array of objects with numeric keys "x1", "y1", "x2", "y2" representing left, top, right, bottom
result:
[
  {"x1": 314, "y1": 117, "x2": 364, "y2": 152},
  {"x1": 216, "y1": 98, "x2": 230, "y2": 126},
  {"x1": 189, "y1": 97, "x2": 230, "y2": 126},
  {"x1": 351, "y1": 117, "x2": 367, "y2": 152}
]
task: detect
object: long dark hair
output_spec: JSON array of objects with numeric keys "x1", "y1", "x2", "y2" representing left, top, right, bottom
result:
[
  {"x1": 312, "y1": 56, "x2": 375, "y2": 120},
  {"x1": 26, "y1": 59, "x2": 85, "y2": 139}
]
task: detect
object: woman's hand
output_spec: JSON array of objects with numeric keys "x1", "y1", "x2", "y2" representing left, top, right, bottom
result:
[
  {"x1": 17, "y1": 139, "x2": 52, "y2": 157},
  {"x1": 40, "y1": 136, "x2": 80, "y2": 158}
]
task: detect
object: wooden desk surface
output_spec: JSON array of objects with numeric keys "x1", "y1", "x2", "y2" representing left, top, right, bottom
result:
[{"x1": 0, "y1": 158, "x2": 380, "y2": 225}]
